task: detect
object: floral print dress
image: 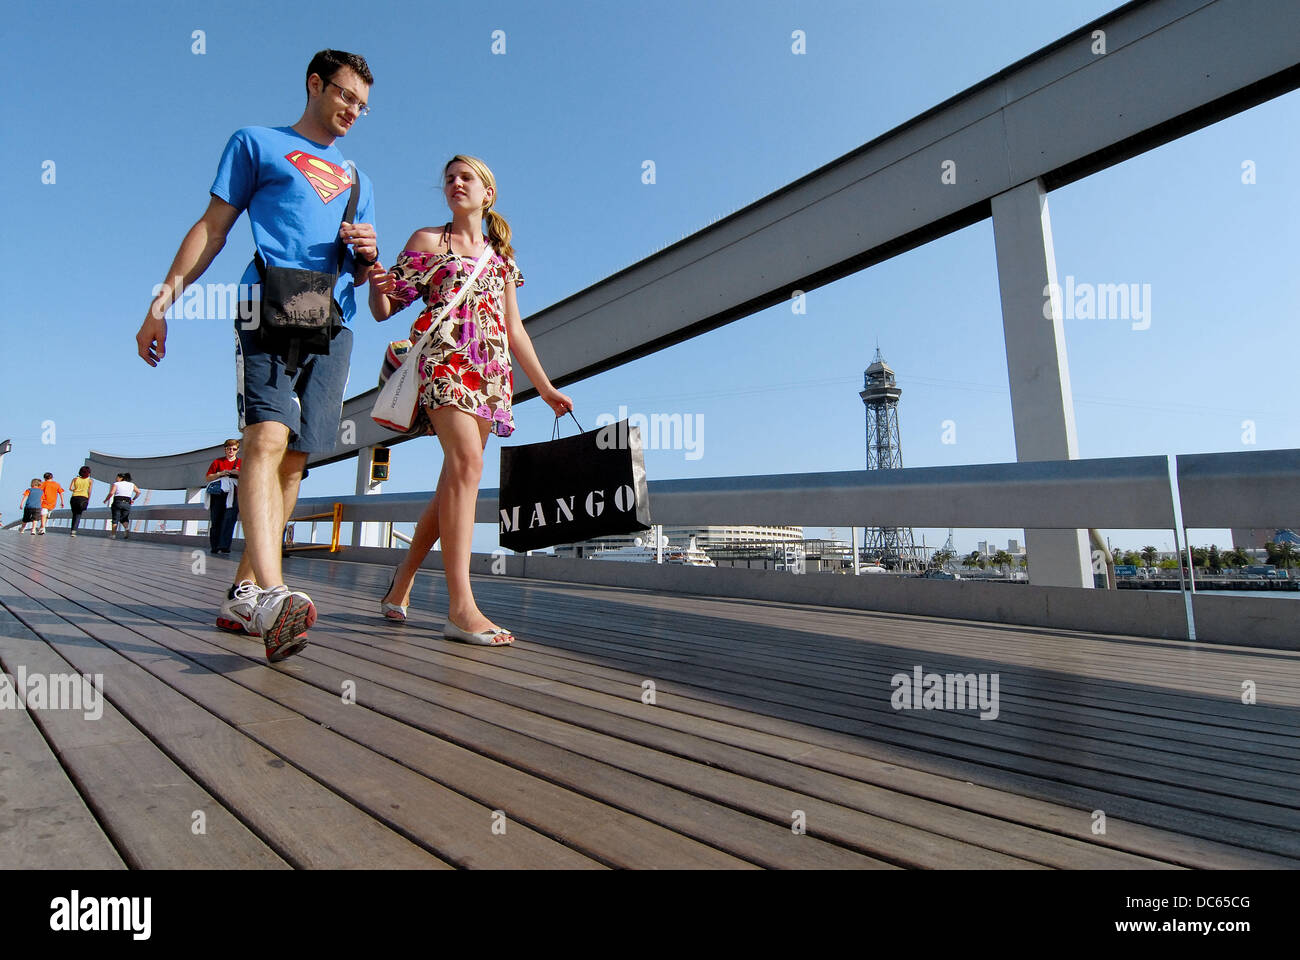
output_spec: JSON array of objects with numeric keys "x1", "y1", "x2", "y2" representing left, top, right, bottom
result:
[{"x1": 386, "y1": 232, "x2": 523, "y2": 437}]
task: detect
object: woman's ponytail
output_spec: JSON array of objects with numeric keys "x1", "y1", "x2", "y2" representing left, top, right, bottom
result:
[{"x1": 484, "y1": 208, "x2": 514, "y2": 261}]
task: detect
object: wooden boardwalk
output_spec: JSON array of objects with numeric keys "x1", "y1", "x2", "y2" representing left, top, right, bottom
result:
[{"x1": 1, "y1": 531, "x2": 1298, "y2": 869}]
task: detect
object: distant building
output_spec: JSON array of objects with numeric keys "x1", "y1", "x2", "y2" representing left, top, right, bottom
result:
[
  {"x1": 1232, "y1": 528, "x2": 1300, "y2": 550},
  {"x1": 1008, "y1": 539, "x2": 1021, "y2": 554},
  {"x1": 977, "y1": 540, "x2": 988, "y2": 555}
]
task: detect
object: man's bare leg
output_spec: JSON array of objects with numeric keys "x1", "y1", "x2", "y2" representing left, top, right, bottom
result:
[
  {"x1": 235, "y1": 421, "x2": 292, "y2": 589},
  {"x1": 232, "y1": 447, "x2": 308, "y2": 588}
]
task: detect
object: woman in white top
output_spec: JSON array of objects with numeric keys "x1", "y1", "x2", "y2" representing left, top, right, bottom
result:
[{"x1": 103, "y1": 472, "x2": 141, "y2": 539}]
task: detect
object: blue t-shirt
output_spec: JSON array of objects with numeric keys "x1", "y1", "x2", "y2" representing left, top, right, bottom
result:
[
  {"x1": 25, "y1": 487, "x2": 43, "y2": 509},
  {"x1": 210, "y1": 126, "x2": 376, "y2": 323}
]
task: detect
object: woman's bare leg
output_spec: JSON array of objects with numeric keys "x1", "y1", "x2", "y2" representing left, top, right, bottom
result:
[
  {"x1": 426, "y1": 406, "x2": 501, "y2": 633},
  {"x1": 383, "y1": 458, "x2": 446, "y2": 607}
]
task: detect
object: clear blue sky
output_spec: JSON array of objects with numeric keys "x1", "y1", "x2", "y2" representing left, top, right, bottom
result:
[{"x1": 3, "y1": 0, "x2": 1296, "y2": 555}]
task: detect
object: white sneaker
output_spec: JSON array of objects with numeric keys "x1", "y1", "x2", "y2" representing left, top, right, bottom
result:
[
  {"x1": 253, "y1": 586, "x2": 316, "y2": 662},
  {"x1": 216, "y1": 579, "x2": 261, "y2": 635},
  {"x1": 70, "y1": 532, "x2": 77, "y2": 538}
]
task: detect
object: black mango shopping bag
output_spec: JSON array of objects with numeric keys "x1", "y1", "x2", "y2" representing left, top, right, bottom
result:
[{"x1": 498, "y1": 414, "x2": 652, "y2": 552}]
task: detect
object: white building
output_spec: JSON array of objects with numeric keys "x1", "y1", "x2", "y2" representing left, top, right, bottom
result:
[{"x1": 554, "y1": 525, "x2": 804, "y2": 559}]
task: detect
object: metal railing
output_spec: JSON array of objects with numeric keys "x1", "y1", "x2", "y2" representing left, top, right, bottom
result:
[{"x1": 21, "y1": 449, "x2": 1299, "y2": 648}]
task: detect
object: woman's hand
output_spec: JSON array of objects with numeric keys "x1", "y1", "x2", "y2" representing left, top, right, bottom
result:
[
  {"x1": 367, "y1": 262, "x2": 400, "y2": 321},
  {"x1": 368, "y1": 264, "x2": 397, "y2": 296},
  {"x1": 540, "y1": 387, "x2": 573, "y2": 418}
]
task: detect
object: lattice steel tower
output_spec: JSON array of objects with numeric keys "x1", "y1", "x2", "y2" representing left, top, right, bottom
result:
[{"x1": 860, "y1": 347, "x2": 918, "y2": 567}]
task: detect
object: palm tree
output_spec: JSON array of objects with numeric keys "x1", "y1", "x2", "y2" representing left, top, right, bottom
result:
[
  {"x1": 1140, "y1": 545, "x2": 1158, "y2": 568},
  {"x1": 992, "y1": 550, "x2": 1014, "y2": 575},
  {"x1": 1274, "y1": 541, "x2": 1299, "y2": 570}
]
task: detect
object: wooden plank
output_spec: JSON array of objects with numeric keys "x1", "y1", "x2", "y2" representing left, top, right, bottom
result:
[
  {"x1": 511, "y1": 620, "x2": 1300, "y2": 794},
  {"x1": 501, "y1": 588, "x2": 1300, "y2": 717},
  {"x1": 293, "y1": 625, "x2": 1173, "y2": 869},
  {"x1": 0, "y1": 604, "x2": 288, "y2": 869},
  {"x1": 17, "y1": 538, "x2": 1300, "y2": 868},
  {"x1": 231, "y1": 558, "x2": 1300, "y2": 740},
  {"x1": 0, "y1": 566, "x2": 601, "y2": 870},
  {"x1": 495, "y1": 620, "x2": 1300, "y2": 810},
  {"x1": 0, "y1": 570, "x2": 448, "y2": 870},
  {"x1": 491, "y1": 582, "x2": 1300, "y2": 701},
  {"x1": 474, "y1": 599, "x2": 1300, "y2": 763},
  {"x1": 37, "y1": 555, "x2": 890, "y2": 869},
  {"x1": 94, "y1": 541, "x2": 1300, "y2": 863},
  {"x1": 0, "y1": 672, "x2": 124, "y2": 869},
  {"x1": 293, "y1": 587, "x2": 1300, "y2": 862}
]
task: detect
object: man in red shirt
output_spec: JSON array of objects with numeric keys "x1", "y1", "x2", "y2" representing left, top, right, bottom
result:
[
  {"x1": 205, "y1": 439, "x2": 242, "y2": 554},
  {"x1": 39, "y1": 472, "x2": 64, "y2": 535}
]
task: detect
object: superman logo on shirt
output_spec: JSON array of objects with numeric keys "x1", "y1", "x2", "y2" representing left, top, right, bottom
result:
[{"x1": 285, "y1": 151, "x2": 352, "y2": 203}]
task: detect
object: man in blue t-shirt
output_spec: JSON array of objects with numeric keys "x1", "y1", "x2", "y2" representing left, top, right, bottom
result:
[{"x1": 135, "y1": 49, "x2": 380, "y2": 663}]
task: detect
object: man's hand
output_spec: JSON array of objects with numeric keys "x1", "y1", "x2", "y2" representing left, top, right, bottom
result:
[
  {"x1": 340, "y1": 221, "x2": 378, "y2": 265},
  {"x1": 137, "y1": 311, "x2": 168, "y2": 366}
]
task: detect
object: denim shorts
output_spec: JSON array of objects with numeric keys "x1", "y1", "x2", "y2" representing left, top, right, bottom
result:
[{"x1": 235, "y1": 315, "x2": 352, "y2": 454}]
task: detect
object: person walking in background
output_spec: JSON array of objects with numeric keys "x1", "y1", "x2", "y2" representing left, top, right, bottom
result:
[
  {"x1": 38, "y1": 471, "x2": 64, "y2": 535},
  {"x1": 68, "y1": 467, "x2": 93, "y2": 537},
  {"x1": 205, "y1": 439, "x2": 242, "y2": 554},
  {"x1": 19, "y1": 479, "x2": 44, "y2": 535},
  {"x1": 133, "y1": 50, "x2": 380, "y2": 662},
  {"x1": 368, "y1": 155, "x2": 572, "y2": 645},
  {"x1": 104, "y1": 473, "x2": 140, "y2": 539}
]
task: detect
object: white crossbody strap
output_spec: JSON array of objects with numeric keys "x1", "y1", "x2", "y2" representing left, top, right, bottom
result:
[{"x1": 406, "y1": 242, "x2": 496, "y2": 356}]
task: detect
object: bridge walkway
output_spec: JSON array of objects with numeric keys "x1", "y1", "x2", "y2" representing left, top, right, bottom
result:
[{"x1": 1, "y1": 533, "x2": 1296, "y2": 869}]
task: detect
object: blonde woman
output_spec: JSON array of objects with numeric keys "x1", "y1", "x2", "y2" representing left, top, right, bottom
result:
[{"x1": 369, "y1": 155, "x2": 571, "y2": 645}]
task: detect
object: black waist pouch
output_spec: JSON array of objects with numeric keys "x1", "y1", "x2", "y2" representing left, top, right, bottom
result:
[
  {"x1": 254, "y1": 166, "x2": 359, "y2": 375},
  {"x1": 255, "y1": 257, "x2": 342, "y2": 367}
]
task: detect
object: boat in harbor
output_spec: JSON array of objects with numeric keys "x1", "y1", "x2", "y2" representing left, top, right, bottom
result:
[{"x1": 589, "y1": 533, "x2": 716, "y2": 567}]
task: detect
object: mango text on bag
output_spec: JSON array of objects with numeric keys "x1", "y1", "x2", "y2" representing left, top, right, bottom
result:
[{"x1": 499, "y1": 484, "x2": 640, "y2": 534}]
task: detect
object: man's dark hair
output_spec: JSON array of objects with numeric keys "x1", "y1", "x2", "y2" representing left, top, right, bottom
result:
[
  {"x1": 43, "y1": 472, "x2": 53, "y2": 479},
  {"x1": 305, "y1": 50, "x2": 373, "y2": 98}
]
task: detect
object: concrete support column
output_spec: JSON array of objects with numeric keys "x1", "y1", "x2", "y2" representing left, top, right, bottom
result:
[
  {"x1": 183, "y1": 487, "x2": 204, "y2": 536},
  {"x1": 991, "y1": 179, "x2": 1091, "y2": 588},
  {"x1": 351, "y1": 446, "x2": 388, "y2": 548}
]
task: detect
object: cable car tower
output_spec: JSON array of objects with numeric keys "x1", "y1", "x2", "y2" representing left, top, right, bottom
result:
[{"x1": 860, "y1": 347, "x2": 918, "y2": 568}]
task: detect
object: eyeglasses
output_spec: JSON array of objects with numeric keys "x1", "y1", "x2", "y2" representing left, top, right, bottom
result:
[{"x1": 325, "y1": 79, "x2": 369, "y2": 117}]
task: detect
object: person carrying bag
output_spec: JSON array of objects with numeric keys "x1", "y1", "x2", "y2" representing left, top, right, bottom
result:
[{"x1": 366, "y1": 154, "x2": 574, "y2": 646}]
